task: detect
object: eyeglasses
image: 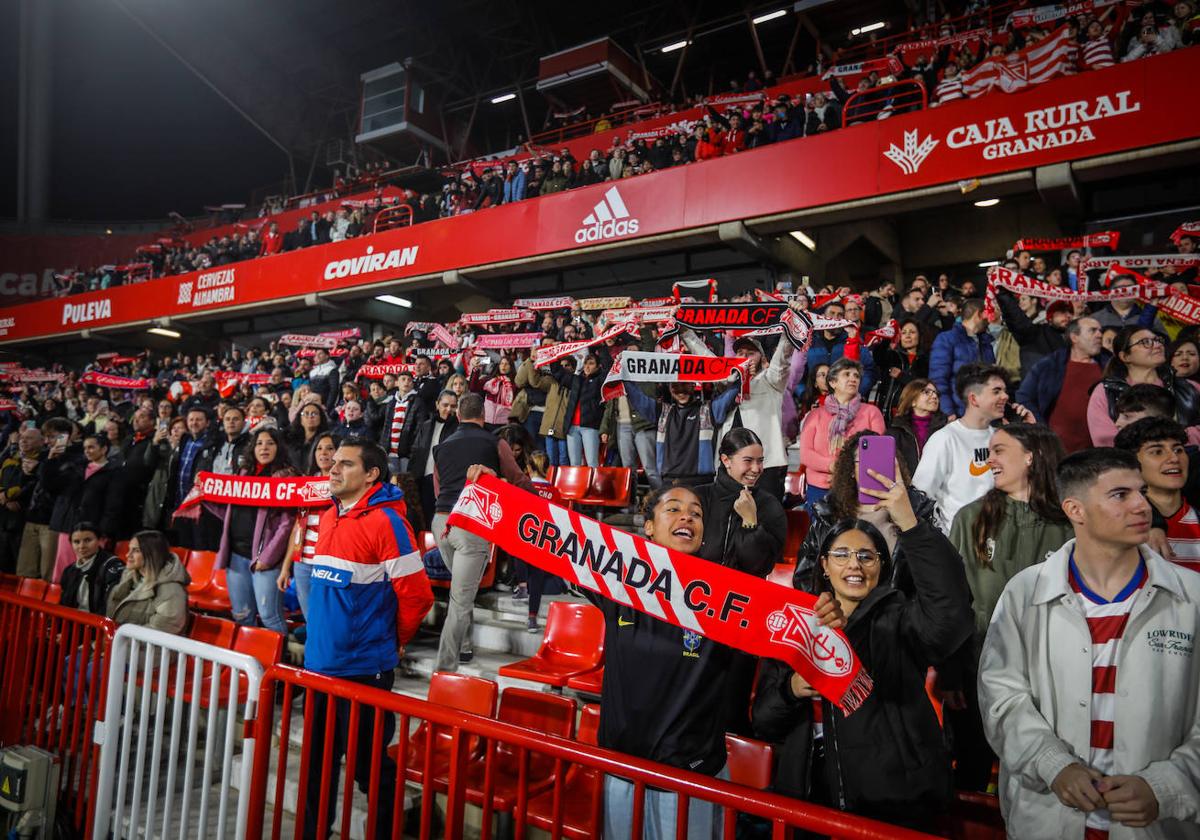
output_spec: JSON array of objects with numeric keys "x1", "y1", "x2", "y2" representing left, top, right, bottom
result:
[
  {"x1": 1130, "y1": 336, "x2": 1166, "y2": 349},
  {"x1": 921, "y1": 387, "x2": 939, "y2": 397},
  {"x1": 825, "y1": 548, "x2": 881, "y2": 568}
]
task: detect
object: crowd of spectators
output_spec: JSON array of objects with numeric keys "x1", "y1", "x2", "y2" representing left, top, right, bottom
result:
[{"x1": 5, "y1": 216, "x2": 1200, "y2": 836}]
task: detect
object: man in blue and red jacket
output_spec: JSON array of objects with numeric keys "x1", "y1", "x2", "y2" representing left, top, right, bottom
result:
[{"x1": 303, "y1": 436, "x2": 432, "y2": 840}]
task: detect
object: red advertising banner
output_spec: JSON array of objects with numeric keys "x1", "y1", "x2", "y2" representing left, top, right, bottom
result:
[{"x1": 2, "y1": 51, "x2": 1198, "y2": 346}]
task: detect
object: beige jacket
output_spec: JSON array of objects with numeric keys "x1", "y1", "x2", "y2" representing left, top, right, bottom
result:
[
  {"x1": 979, "y1": 540, "x2": 1200, "y2": 839},
  {"x1": 106, "y1": 558, "x2": 191, "y2": 636}
]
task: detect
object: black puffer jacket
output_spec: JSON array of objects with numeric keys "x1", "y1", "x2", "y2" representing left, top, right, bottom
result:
[
  {"x1": 794, "y1": 487, "x2": 938, "y2": 594},
  {"x1": 59, "y1": 550, "x2": 126, "y2": 615},
  {"x1": 693, "y1": 468, "x2": 784, "y2": 575},
  {"x1": 44, "y1": 453, "x2": 122, "y2": 538},
  {"x1": 752, "y1": 521, "x2": 973, "y2": 827}
]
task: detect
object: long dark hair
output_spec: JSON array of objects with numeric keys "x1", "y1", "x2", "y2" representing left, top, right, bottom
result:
[
  {"x1": 719, "y1": 427, "x2": 762, "y2": 459},
  {"x1": 971, "y1": 424, "x2": 1067, "y2": 568},
  {"x1": 1103, "y1": 325, "x2": 1169, "y2": 381},
  {"x1": 799, "y1": 362, "x2": 830, "y2": 414},
  {"x1": 808, "y1": 519, "x2": 892, "y2": 594},
  {"x1": 239, "y1": 426, "x2": 295, "y2": 476},
  {"x1": 893, "y1": 317, "x2": 932, "y2": 356},
  {"x1": 131, "y1": 530, "x2": 176, "y2": 582},
  {"x1": 306, "y1": 431, "x2": 340, "y2": 475},
  {"x1": 826, "y1": 431, "x2": 913, "y2": 521},
  {"x1": 287, "y1": 399, "x2": 329, "y2": 445}
]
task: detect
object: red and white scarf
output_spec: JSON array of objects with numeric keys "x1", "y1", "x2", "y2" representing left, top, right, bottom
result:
[
  {"x1": 1170, "y1": 222, "x2": 1199, "y2": 245},
  {"x1": 534, "y1": 322, "x2": 640, "y2": 367},
  {"x1": 1011, "y1": 231, "x2": 1121, "y2": 253},
  {"x1": 1079, "y1": 254, "x2": 1200, "y2": 276},
  {"x1": 672, "y1": 278, "x2": 718, "y2": 303},
  {"x1": 985, "y1": 266, "x2": 1200, "y2": 326},
  {"x1": 177, "y1": 471, "x2": 332, "y2": 510},
  {"x1": 356, "y1": 363, "x2": 415, "y2": 379},
  {"x1": 430, "y1": 323, "x2": 460, "y2": 350},
  {"x1": 459, "y1": 309, "x2": 537, "y2": 326},
  {"x1": 448, "y1": 475, "x2": 874, "y2": 714},
  {"x1": 474, "y1": 332, "x2": 544, "y2": 350},
  {"x1": 513, "y1": 295, "x2": 575, "y2": 310},
  {"x1": 601, "y1": 351, "x2": 752, "y2": 401},
  {"x1": 317, "y1": 327, "x2": 361, "y2": 341},
  {"x1": 79, "y1": 371, "x2": 155, "y2": 390},
  {"x1": 278, "y1": 333, "x2": 337, "y2": 349}
]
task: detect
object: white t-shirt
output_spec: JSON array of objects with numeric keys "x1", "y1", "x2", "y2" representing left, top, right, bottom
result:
[{"x1": 911, "y1": 421, "x2": 995, "y2": 533}]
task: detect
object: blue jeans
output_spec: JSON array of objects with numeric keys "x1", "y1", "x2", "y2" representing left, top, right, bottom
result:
[
  {"x1": 804, "y1": 484, "x2": 829, "y2": 517},
  {"x1": 227, "y1": 552, "x2": 287, "y2": 635},
  {"x1": 544, "y1": 436, "x2": 569, "y2": 466},
  {"x1": 603, "y1": 766, "x2": 728, "y2": 839},
  {"x1": 567, "y1": 426, "x2": 601, "y2": 467},
  {"x1": 616, "y1": 423, "x2": 661, "y2": 491},
  {"x1": 293, "y1": 561, "x2": 313, "y2": 619}
]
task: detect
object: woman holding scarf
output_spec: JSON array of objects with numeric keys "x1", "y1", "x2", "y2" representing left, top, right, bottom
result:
[
  {"x1": 752, "y1": 472, "x2": 973, "y2": 833},
  {"x1": 213, "y1": 426, "x2": 297, "y2": 635},
  {"x1": 276, "y1": 431, "x2": 339, "y2": 619},
  {"x1": 799, "y1": 358, "x2": 886, "y2": 515}
]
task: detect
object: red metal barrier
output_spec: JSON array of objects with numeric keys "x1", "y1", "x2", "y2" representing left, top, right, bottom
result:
[
  {"x1": 246, "y1": 664, "x2": 941, "y2": 840},
  {"x1": 0, "y1": 590, "x2": 117, "y2": 834},
  {"x1": 844, "y1": 78, "x2": 929, "y2": 125},
  {"x1": 373, "y1": 203, "x2": 414, "y2": 234}
]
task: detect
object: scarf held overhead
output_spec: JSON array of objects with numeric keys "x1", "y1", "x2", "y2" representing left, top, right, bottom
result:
[
  {"x1": 79, "y1": 371, "x2": 155, "y2": 390},
  {"x1": 447, "y1": 475, "x2": 874, "y2": 714},
  {"x1": 177, "y1": 471, "x2": 332, "y2": 510},
  {"x1": 601, "y1": 351, "x2": 752, "y2": 401}
]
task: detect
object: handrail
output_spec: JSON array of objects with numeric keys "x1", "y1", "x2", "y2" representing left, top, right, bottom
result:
[
  {"x1": 530, "y1": 100, "x2": 669, "y2": 146},
  {"x1": 832, "y1": 0, "x2": 1023, "y2": 65},
  {"x1": 843, "y1": 78, "x2": 928, "y2": 125},
  {"x1": 246, "y1": 664, "x2": 941, "y2": 840},
  {"x1": 373, "y1": 203, "x2": 414, "y2": 234}
]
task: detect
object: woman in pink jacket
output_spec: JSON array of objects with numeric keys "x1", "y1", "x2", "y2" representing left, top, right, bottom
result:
[{"x1": 799, "y1": 357, "x2": 886, "y2": 514}]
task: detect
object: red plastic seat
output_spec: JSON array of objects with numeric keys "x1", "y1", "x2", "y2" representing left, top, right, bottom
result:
[
  {"x1": 525, "y1": 703, "x2": 602, "y2": 839},
  {"x1": 725, "y1": 734, "x2": 774, "y2": 790},
  {"x1": 951, "y1": 791, "x2": 1005, "y2": 840},
  {"x1": 114, "y1": 540, "x2": 131, "y2": 560},
  {"x1": 552, "y1": 466, "x2": 593, "y2": 507},
  {"x1": 579, "y1": 466, "x2": 632, "y2": 508},
  {"x1": 0, "y1": 573, "x2": 19, "y2": 591},
  {"x1": 43, "y1": 583, "x2": 62, "y2": 604},
  {"x1": 175, "y1": 625, "x2": 283, "y2": 706},
  {"x1": 189, "y1": 566, "x2": 230, "y2": 613},
  {"x1": 185, "y1": 551, "x2": 216, "y2": 595},
  {"x1": 565, "y1": 666, "x2": 603, "y2": 695},
  {"x1": 783, "y1": 509, "x2": 810, "y2": 564},
  {"x1": 767, "y1": 563, "x2": 796, "y2": 589},
  {"x1": 17, "y1": 578, "x2": 48, "y2": 601},
  {"x1": 497, "y1": 602, "x2": 605, "y2": 687},
  {"x1": 188, "y1": 615, "x2": 237, "y2": 649},
  {"x1": 451, "y1": 687, "x2": 576, "y2": 812},
  {"x1": 390, "y1": 672, "x2": 498, "y2": 785}
]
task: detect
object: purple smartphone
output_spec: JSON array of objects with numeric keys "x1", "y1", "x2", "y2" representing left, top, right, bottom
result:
[{"x1": 857, "y1": 435, "x2": 897, "y2": 506}]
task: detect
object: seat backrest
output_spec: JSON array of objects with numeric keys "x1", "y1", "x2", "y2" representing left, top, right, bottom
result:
[
  {"x1": 498, "y1": 687, "x2": 576, "y2": 739},
  {"x1": 586, "y1": 467, "x2": 632, "y2": 506},
  {"x1": 114, "y1": 540, "x2": 131, "y2": 560},
  {"x1": 17, "y1": 578, "x2": 48, "y2": 600},
  {"x1": 0, "y1": 573, "x2": 19, "y2": 591},
  {"x1": 783, "y1": 509, "x2": 810, "y2": 562},
  {"x1": 767, "y1": 563, "x2": 796, "y2": 589},
  {"x1": 577, "y1": 703, "x2": 601, "y2": 746},
  {"x1": 725, "y1": 734, "x2": 774, "y2": 790},
  {"x1": 43, "y1": 584, "x2": 62, "y2": 604},
  {"x1": 184, "y1": 551, "x2": 217, "y2": 593},
  {"x1": 540, "y1": 602, "x2": 605, "y2": 670},
  {"x1": 188, "y1": 615, "x2": 237, "y2": 649},
  {"x1": 428, "y1": 672, "x2": 498, "y2": 718},
  {"x1": 553, "y1": 466, "x2": 593, "y2": 501},
  {"x1": 232, "y1": 625, "x2": 284, "y2": 668}
]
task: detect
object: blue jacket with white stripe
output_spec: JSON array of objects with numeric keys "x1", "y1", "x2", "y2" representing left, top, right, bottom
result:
[{"x1": 306, "y1": 482, "x2": 433, "y2": 677}]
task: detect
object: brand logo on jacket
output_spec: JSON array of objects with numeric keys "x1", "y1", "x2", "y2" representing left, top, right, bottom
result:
[
  {"x1": 62, "y1": 298, "x2": 111, "y2": 325},
  {"x1": 1146, "y1": 628, "x2": 1194, "y2": 657},
  {"x1": 682, "y1": 629, "x2": 702, "y2": 657},
  {"x1": 574, "y1": 186, "x2": 640, "y2": 244},
  {"x1": 454, "y1": 484, "x2": 503, "y2": 529},
  {"x1": 323, "y1": 245, "x2": 419, "y2": 281}
]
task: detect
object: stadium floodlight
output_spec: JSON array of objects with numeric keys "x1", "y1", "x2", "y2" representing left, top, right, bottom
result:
[
  {"x1": 661, "y1": 40, "x2": 690, "y2": 53},
  {"x1": 851, "y1": 21, "x2": 886, "y2": 36},
  {"x1": 789, "y1": 230, "x2": 816, "y2": 251},
  {"x1": 752, "y1": 9, "x2": 787, "y2": 24},
  {"x1": 490, "y1": 93, "x2": 516, "y2": 104},
  {"x1": 973, "y1": 198, "x2": 1000, "y2": 208},
  {"x1": 147, "y1": 327, "x2": 181, "y2": 338},
  {"x1": 978, "y1": 260, "x2": 1001, "y2": 268},
  {"x1": 375, "y1": 294, "x2": 413, "y2": 308}
]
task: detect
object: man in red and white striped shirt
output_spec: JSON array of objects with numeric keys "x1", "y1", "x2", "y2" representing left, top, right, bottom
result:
[
  {"x1": 1114, "y1": 417, "x2": 1200, "y2": 574},
  {"x1": 980, "y1": 448, "x2": 1200, "y2": 839},
  {"x1": 1081, "y1": 20, "x2": 1116, "y2": 70}
]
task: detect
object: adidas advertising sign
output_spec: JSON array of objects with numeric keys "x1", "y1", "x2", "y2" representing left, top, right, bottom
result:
[{"x1": 575, "y1": 186, "x2": 640, "y2": 244}]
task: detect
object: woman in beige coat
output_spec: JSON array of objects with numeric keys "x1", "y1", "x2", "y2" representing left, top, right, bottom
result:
[{"x1": 106, "y1": 530, "x2": 190, "y2": 635}]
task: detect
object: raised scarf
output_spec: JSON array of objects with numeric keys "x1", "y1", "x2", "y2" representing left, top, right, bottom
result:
[
  {"x1": 177, "y1": 471, "x2": 332, "y2": 510},
  {"x1": 447, "y1": 474, "x2": 874, "y2": 714}
]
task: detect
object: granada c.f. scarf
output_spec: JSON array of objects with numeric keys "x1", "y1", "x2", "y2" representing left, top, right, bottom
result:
[
  {"x1": 601, "y1": 351, "x2": 752, "y2": 401},
  {"x1": 176, "y1": 471, "x2": 333, "y2": 511},
  {"x1": 448, "y1": 474, "x2": 874, "y2": 714}
]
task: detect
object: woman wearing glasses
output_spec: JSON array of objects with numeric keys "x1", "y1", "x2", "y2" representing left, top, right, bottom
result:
[
  {"x1": 753, "y1": 469, "x2": 973, "y2": 831},
  {"x1": 1087, "y1": 325, "x2": 1200, "y2": 446},
  {"x1": 887, "y1": 378, "x2": 948, "y2": 475},
  {"x1": 286, "y1": 397, "x2": 330, "y2": 466}
]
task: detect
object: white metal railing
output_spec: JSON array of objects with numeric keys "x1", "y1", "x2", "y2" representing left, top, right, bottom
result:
[{"x1": 91, "y1": 624, "x2": 263, "y2": 840}]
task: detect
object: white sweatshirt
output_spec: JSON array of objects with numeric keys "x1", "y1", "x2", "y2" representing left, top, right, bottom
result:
[{"x1": 912, "y1": 420, "x2": 995, "y2": 533}]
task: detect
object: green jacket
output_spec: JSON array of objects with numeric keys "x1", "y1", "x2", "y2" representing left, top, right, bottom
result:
[
  {"x1": 106, "y1": 557, "x2": 191, "y2": 635},
  {"x1": 949, "y1": 495, "x2": 1073, "y2": 645}
]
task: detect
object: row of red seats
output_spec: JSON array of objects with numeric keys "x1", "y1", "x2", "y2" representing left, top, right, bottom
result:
[
  {"x1": 0, "y1": 574, "x2": 62, "y2": 604},
  {"x1": 547, "y1": 465, "x2": 633, "y2": 509},
  {"x1": 388, "y1": 671, "x2": 773, "y2": 839}
]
